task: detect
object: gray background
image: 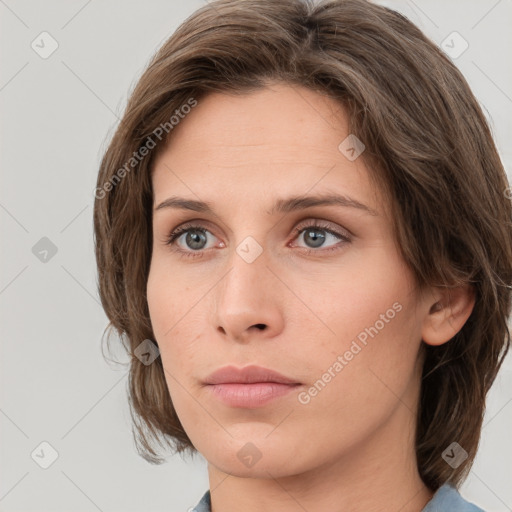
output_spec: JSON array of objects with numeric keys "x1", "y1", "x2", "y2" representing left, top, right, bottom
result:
[{"x1": 1, "y1": 1, "x2": 511, "y2": 511}]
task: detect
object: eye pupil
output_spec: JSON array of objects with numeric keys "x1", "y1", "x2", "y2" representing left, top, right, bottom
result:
[
  {"x1": 170, "y1": 223, "x2": 344, "y2": 256},
  {"x1": 304, "y1": 228, "x2": 326, "y2": 248},
  {"x1": 186, "y1": 229, "x2": 207, "y2": 250}
]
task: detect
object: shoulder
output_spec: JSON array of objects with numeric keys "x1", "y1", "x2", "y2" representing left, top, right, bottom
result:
[
  {"x1": 422, "y1": 484, "x2": 486, "y2": 512},
  {"x1": 190, "y1": 490, "x2": 211, "y2": 512},
  {"x1": 190, "y1": 485, "x2": 485, "y2": 512}
]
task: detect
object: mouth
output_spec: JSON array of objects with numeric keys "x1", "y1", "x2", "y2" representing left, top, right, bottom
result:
[
  {"x1": 203, "y1": 365, "x2": 302, "y2": 408},
  {"x1": 205, "y1": 382, "x2": 301, "y2": 408}
]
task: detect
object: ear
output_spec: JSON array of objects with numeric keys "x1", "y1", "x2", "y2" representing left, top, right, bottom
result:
[{"x1": 421, "y1": 283, "x2": 476, "y2": 346}]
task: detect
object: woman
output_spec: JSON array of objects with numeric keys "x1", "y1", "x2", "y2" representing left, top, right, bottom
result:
[{"x1": 93, "y1": 0, "x2": 512, "y2": 510}]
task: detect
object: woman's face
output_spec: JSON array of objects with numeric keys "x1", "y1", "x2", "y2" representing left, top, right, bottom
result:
[{"x1": 147, "y1": 83, "x2": 433, "y2": 478}]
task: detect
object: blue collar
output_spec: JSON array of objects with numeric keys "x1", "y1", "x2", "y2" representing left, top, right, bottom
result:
[{"x1": 190, "y1": 483, "x2": 485, "y2": 511}]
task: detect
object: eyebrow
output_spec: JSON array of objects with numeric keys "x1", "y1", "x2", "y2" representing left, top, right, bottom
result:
[{"x1": 154, "y1": 193, "x2": 379, "y2": 216}]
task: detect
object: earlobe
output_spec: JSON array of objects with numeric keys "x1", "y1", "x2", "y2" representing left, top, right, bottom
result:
[{"x1": 422, "y1": 284, "x2": 476, "y2": 347}]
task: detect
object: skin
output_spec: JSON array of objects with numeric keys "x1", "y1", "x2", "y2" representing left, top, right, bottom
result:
[{"x1": 147, "y1": 82, "x2": 475, "y2": 512}]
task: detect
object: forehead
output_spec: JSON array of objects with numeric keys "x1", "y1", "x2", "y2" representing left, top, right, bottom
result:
[
  {"x1": 160, "y1": 83, "x2": 347, "y2": 158},
  {"x1": 151, "y1": 83, "x2": 388, "y2": 219}
]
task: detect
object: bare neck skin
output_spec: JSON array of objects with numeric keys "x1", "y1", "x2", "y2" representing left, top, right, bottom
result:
[{"x1": 207, "y1": 356, "x2": 433, "y2": 512}]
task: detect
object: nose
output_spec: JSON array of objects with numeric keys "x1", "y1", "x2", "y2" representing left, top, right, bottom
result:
[{"x1": 213, "y1": 246, "x2": 284, "y2": 343}]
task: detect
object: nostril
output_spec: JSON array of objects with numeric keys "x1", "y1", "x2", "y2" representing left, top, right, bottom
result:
[{"x1": 254, "y1": 324, "x2": 266, "y2": 330}]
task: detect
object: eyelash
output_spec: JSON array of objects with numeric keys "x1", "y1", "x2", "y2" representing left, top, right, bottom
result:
[{"x1": 164, "y1": 220, "x2": 351, "y2": 260}]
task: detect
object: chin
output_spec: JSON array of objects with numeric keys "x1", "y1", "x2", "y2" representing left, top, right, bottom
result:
[{"x1": 200, "y1": 436, "x2": 313, "y2": 478}]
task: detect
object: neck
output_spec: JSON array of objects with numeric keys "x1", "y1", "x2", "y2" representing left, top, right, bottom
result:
[{"x1": 207, "y1": 378, "x2": 433, "y2": 512}]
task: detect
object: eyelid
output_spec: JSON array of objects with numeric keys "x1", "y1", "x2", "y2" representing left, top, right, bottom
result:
[
  {"x1": 293, "y1": 218, "x2": 352, "y2": 239},
  {"x1": 163, "y1": 219, "x2": 219, "y2": 242},
  {"x1": 167, "y1": 215, "x2": 352, "y2": 236},
  {"x1": 166, "y1": 217, "x2": 348, "y2": 239},
  {"x1": 164, "y1": 217, "x2": 352, "y2": 257}
]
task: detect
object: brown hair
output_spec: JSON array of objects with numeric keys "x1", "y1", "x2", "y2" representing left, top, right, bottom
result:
[{"x1": 93, "y1": 0, "x2": 512, "y2": 491}]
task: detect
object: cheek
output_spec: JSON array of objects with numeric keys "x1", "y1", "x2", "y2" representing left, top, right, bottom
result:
[
  {"x1": 293, "y1": 245, "x2": 421, "y2": 409},
  {"x1": 147, "y1": 251, "x2": 193, "y2": 334},
  {"x1": 296, "y1": 243, "x2": 416, "y2": 347},
  {"x1": 289, "y1": 300, "x2": 421, "y2": 458},
  {"x1": 146, "y1": 258, "x2": 198, "y2": 374}
]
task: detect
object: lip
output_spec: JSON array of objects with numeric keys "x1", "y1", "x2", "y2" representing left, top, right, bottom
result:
[
  {"x1": 203, "y1": 365, "x2": 301, "y2": 408},
  {"x1": 204, "y1": 365, "x2": 300, "y2": 385}
]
